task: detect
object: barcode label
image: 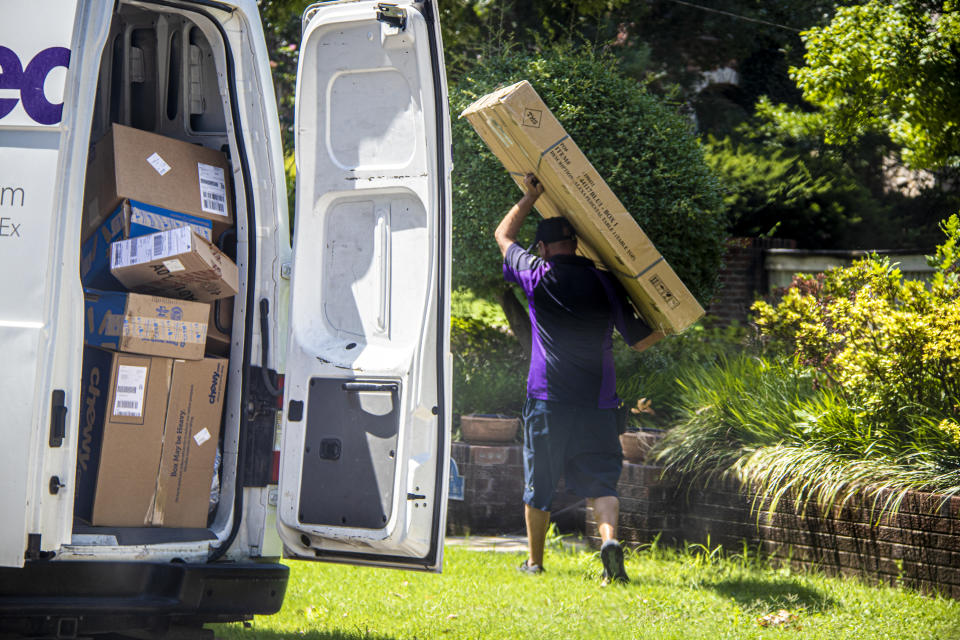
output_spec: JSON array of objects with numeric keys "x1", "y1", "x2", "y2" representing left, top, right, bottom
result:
[
  {"x1": 203, "y1": 198, "x2": 226, "y2": 214},
  {"x1": 111, "y1": 227, "x2": 193, "y2": 269},
  {"x1": 113, "y1": 365, "x2": 148, "y2": 417},
  {"x1": 198, "y1": 163, "x2": 228, "y2": 217},
  {"x1": 146, "y1": 152, "x2": 171, "y2": 176}
]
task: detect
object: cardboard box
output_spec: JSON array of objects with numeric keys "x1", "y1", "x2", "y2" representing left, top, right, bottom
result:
[
  {"x1": 460, "y1": 81, "x2": 704, "y2": 334},
  {"x1": 75, "y1": 348, "x2": 173, "y2": 527},
  {"x1": 84, "y1": 289, "x2": 210, "y2": 360},
  {"x1": 83, "y1": 124, "x2": 233, "y2": 241},
  {"x1": 110, "y1": 226, "x2": 239, "y2": 302},
  {"x1": 205, "y1": 296, "x2": 234, "y2": 356},
  {"x1": 81, "y1": 200, "x2": 213, "y2": 290},
  {"x1": 152, "y1": 357, "x2": 227, "y2": 528}
]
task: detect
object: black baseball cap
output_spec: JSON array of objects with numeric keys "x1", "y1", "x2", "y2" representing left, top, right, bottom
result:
[{"x1": 534, "y1": 217, "x2": 576, "y2": 244}]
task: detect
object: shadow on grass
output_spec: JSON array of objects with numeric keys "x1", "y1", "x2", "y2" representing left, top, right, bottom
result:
[
  {"x1": 214, "y1": 629, "x2": 401, "y2": 640},
  {"x1": 707, "y1": 576, "x2": 838, "y2": 613}
]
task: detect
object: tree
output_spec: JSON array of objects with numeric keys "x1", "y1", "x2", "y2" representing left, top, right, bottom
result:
[
  {"x1": 450, "y1": 43, "x2": 727, "y2": 342},
  {"x1": 760, "y1": 0, "x2": 960, "y2": 169},
  {"x1": 703, "y1": 135, "x2": 916, "y2": 248}
]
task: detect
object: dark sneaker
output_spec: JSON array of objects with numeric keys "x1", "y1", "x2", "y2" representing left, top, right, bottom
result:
[
  {"x1": 600, "y1": 540, "x2": 629, "y2": 585},
  {"x1": 517, "y1": 560, "x2": 545, "y2": 575}
]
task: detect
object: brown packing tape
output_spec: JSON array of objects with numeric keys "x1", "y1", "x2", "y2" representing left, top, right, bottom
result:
[{"x1": 121, "y1": 316, "x2": 208, "y2": 345}]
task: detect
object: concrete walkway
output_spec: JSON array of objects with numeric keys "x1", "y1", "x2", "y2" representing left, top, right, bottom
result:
[{"x1": 444, "y1": 534, "x2": 589, "y2": 553}]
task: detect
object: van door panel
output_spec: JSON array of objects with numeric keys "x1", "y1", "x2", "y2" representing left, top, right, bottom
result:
[
  {"x1": 279, "y1": 0, "x2": 450, "y2": 570},
  {"x1": 0, "y1": 0, "x2": 111, "y2": 568}
]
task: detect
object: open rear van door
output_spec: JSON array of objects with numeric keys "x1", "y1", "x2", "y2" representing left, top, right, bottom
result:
[{"x1": 276, "y1": 0, "x2": 452, "y2": 571}]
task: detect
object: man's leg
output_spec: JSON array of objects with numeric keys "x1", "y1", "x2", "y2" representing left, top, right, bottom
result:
[
  {"x1": 589, "y1": 495, "x2": 628, "y2": 584},
  {"x1": 571, "y1": 403, "x2": 628, "y2": 584},
  {"x1": 525, "y1": 504, "x2": 551, "y2": 568},
  {"x1": 588, "y1": 495, "x2": 620, "y2": 543}
]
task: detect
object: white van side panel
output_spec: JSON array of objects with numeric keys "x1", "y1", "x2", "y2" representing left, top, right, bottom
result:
[{"x1": 0, "y1": 0, "x2": 115, "y2": 568}]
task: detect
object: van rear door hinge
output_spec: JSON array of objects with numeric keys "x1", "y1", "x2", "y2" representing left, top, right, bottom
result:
[
  {"x1": 24, "y1": 533, "x2": 53, "y2": 561},
  {"x1": 377, "y1": 3, "x2": 407, "y2": 30}
]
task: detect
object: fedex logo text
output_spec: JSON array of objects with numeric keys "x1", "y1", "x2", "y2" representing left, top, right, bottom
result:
[{"x1": 0, "y1": 46, "x2": 71, "y2": 125}]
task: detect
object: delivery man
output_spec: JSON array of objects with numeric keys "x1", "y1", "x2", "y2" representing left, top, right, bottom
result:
[{"x1": 494, "y1": 174, "x2": 663, "y2": 585}]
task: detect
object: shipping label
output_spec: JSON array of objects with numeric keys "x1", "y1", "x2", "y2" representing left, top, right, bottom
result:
[
  {"x1": 146, "y1": 152, "x2": 171, "y2": 176},
  {"x1": 197, "y1": 163, "x2": 228, "y2": 217},
  {"x1": 113, "y1": 365, "x2": 148, "y2": 417},
  {"x1": 111, "y1": 226, "x2": 193, "y2": 269}
]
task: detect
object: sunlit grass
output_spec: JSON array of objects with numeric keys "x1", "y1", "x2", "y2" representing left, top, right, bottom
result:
[{"x1": 212, "y1": 540, "x2": 960, "y2": 640}]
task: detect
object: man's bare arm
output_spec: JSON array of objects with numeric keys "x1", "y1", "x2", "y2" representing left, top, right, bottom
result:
[
  {"x1": 494, "y1": 174, "x2": 544, "y2": 257},
  {"x1": 631, "y1": 330, "x2": 666, "y2": 352}
]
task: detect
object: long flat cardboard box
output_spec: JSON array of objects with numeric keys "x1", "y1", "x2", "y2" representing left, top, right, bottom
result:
[{"x1": 460, "y1": 80, "x2": 704, "y2": 334}]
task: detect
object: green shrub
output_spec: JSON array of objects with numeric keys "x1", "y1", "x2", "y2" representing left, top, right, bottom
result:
[
  {"x1": 614, "y1": 322, "x2": 748, "y2": 429},
  {"x1": 451, "y1": 316, "x2": 527, "y2": 432},
  {"x1": 652, "y1": 217, "x2": 960, "y2": 515},
  {"x1": 752, "y1": 216, "x2": 960, "y2": 436}
]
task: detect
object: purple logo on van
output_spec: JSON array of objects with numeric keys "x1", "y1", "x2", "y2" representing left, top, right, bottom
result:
[{"x1": 0, "y1": 46, "x2": 71, "y2": 125}]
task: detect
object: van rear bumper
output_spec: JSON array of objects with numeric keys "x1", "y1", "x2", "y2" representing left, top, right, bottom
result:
[{"x1": 0, "y1": 560, "x2": 288, "y2": 635}]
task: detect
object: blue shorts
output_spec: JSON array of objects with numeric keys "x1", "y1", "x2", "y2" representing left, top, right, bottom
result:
[{"x1": 521, "y1": 398, "x2": 623, "y2": 511}]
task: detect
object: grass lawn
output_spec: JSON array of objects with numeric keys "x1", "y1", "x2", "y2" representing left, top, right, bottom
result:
[{"x1": 211, "y1": 539, "x2": 960, "y2": 640}]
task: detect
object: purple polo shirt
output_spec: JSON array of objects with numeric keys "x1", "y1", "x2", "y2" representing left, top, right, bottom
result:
[{"x1": 503, "y1": 242, "x2": 652, "y2": 409}]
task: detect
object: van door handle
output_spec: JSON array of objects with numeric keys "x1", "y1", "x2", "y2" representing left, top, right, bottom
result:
[
  {"x1": 49, "y1": 390, "x2": 67, "y2": 448},
  {"x1": 341, "y1": 382, "x2": 399, "y2": 393}
]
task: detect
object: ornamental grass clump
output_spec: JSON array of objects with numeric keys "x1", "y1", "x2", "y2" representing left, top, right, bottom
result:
[{"x1": 654, "y1": 216, "x2": 960, "y2": 516}]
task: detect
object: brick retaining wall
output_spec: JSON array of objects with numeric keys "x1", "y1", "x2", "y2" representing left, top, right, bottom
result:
[
  {"x1": 585, "y1": 463, "x2": 960, "y2": 598},
  {"x1": 446, "y1": 442, "x2": 584, "y2": 536}
]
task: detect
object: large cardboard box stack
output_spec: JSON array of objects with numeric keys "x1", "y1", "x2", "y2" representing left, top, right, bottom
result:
[
  {"x1": 76, "y1": 124, "x2": 236, "y2": 528},
  {"x1": 80, "y1": 123, "x2": 238, "y2": 348},
  {"x1": 460, "y1": 80, "x2": 704, "y2": 335},
  {"x1": 76, "y1": 347, "x2": 226, "y2": 528}
]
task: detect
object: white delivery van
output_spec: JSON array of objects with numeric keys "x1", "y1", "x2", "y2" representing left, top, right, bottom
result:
[{"x1": 0, "y1": 0, "x2": 451, "y2": 636}]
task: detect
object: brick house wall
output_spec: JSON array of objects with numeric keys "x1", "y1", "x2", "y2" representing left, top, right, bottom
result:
[{"x1": 706, "y1": 237, "x2": 796, "y2": 324}]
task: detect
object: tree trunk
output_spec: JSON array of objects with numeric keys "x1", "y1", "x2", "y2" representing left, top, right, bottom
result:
[{"x1": 499, "y1": 287, "x2": 531, "y2": 359}]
